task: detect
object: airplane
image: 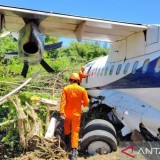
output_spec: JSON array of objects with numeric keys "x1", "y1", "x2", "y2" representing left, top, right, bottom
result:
[{"x1": 0, "y1": 5, "x2": 160, "y2": 155}]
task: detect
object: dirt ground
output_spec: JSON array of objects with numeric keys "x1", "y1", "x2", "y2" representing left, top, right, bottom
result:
[
  {"x1": 14, "y1": 148, "x2": 121, "y2": 160},
  {"x1": 14, "y1": 146, "x2": 148, "y2": 160},
  {"x1": 78, "y1": 149, "x2": 121, "y2": 160}
]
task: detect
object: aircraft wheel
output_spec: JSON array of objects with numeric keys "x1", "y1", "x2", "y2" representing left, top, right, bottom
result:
[
  {"x1": 80, "y1": 130, "x2": 117, "y2": 155},
  {"x1": 82, "y1": 119, "x2": 116, "y2": 137}
]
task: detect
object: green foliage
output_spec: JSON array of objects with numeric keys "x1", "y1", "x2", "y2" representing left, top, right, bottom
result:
[
  {"x1": 45, "y1": 36, "x2": 59, "y2": 59},
  {"x1": 0, "y1": 34, "x2": 109, "y2": 157},
  {"x1": 47, "y1": 41, "x2": 109, "y2": 61},
  {"x1": 0, "y1": 36, "x2": 18, "y2": 58},
  {"x1": 0, "y1": 102, "x2": 19, "y2": 147},
  {"x1": 0, "y1": 35, "x2": 109, "y2": 80},
  {"x1": 0, "y1": 34, "x2": 109, "y2": 100},
  {"x1": 45, "y1": 36, "x2": 58, "y2": 44}
]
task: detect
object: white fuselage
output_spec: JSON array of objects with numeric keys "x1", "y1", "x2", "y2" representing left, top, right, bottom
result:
[
  {"x1": 81, "y1": 25, "x2": 160, "y2": 137},
  {"x1": 82, "y1": 51, "x2": 160, "y2": 112}
]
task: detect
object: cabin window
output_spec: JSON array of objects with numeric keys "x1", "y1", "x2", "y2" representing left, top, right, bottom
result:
[
  {"x1": 90, "y1": 69, "x2": 92, "y2": 77},
  {"x1": 92, "y1": 69, "x2": 95, "y2": 76},
  {"x1": 90, "y1": 69, "x2": 93, "y2": 77},
  {"x1": 124, "y1": 63, "x2": 130, "y2": 75},
  {"x1": 94, "y1": 68, "x2": 98, "y2": 76},
  {"x1": 100, "y1": 68, "x2": 105, "y2": 76},
  {"x1": 97, "y1": 68, "x2": 101, "y2": 76},
  {"x1": 88, "y1": 68, "x2": 93, "y2": 77},
  {"x1": 109, "y1": 65, "x2": 114, "y2": 75},
  {"x1": 132, "y1": 61, "x2": 139, "y2": 74},
  {"x1": 142, "y1": 59, "x2": 150, "y2": 73},
  {"x1": 88, "y1": 69, "x2": 93, "y2": 77},
  {"x1": 116, "y1": 64, "x2": 122, "y2": 75},
  {"x1": 155, "y1": 58, "x2": 160, "y2": 73},
  {"x1": 105, "y1": 67, "x2": 108, "y2": 76}
]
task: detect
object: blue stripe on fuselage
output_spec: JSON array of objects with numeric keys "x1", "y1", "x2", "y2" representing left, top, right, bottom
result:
[{"x1": 86, "y1": 58, "x2": 160, "y2": 90}]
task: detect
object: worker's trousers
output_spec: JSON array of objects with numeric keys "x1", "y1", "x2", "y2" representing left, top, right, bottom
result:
[{"x1": 64, "y1": 116, "x2": 81, "y2": 148}]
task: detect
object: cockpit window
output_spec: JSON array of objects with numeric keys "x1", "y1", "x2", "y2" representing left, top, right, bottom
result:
[{"x1": 86, "y1": 66, "x2": 92, "y2": 83}]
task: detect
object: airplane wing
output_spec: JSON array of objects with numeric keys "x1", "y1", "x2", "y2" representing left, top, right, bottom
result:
[{"x1": 0, "y1": 5, "x2": 148, "y2": 42}]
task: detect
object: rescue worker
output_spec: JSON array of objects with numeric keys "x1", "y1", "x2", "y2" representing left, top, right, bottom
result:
[
  {"x1": 59, "y1": 73, "x2": 89, "y2": 160},
  {"x1": 78, "y1": 66, "x2": 88, "y2": 84}
]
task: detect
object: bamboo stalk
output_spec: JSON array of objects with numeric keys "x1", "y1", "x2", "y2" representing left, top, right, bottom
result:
[{"x1": 45, "y1": 105, "x2": 50, "y2": 131}]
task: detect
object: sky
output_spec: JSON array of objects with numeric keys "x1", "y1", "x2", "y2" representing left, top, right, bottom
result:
[{"x1": 0, "y1": 0, "x2": 160, "y2": 46}]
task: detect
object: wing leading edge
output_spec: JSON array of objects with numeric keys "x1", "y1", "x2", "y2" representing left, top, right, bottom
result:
[{"x1": 0, "y1": 5, "x2": 148, "y2": 42}]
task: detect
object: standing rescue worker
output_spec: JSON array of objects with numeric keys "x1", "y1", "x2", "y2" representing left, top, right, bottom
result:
[
  {"x1": 78, "y1": 66, "x2": 88, "y2": 84},
  {"x1": 59, "y1": 73, "x2": 89, "y2": 160}
]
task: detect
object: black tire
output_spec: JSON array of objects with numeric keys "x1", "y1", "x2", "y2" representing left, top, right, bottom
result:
[
  {"x1": 82, "y1": 119, "x2": 116, "y2": 137},
  {"x1": 80, "y1": 130, "x2": 117, "y2": 155}
]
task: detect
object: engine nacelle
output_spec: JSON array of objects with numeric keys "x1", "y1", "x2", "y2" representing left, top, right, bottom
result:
[{"x1": 18, "y1": 22, "x2": 45, "y2": 65}]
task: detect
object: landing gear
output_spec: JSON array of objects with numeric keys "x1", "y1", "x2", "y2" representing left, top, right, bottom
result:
[
  {"x1": 80, "y1": 130, "x2": 117, "y2": 155},
  {"x1": 80, "y1": 119, "x2": 117, "y2": 155},
  {"x1": 82, "y1": 119, "x2": 116, "y2": 137}
]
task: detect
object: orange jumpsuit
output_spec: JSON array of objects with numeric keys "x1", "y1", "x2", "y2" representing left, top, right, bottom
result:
[
  {"x1": 60, "y1": 83, "x2": 89, "y2": 148},
  {"x1": 79, "y1": 71, "x2": 88, "y2": 83}
]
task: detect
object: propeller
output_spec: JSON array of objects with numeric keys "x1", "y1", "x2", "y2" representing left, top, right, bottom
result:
[
  {"x1": 44, "y1": 42, "x2": 62, "y2": 50},
  {"x1": 40, "y1": 59, "x2": 54, "y2": 73},
  {"x1": 3, "y1": 51, "x2": 18, "y2": 59},
  {"x1": 5, "y1": 41, "x2": 62, "y2": 77},
  {"x1": 21, "y1": 59, "x2": 54, "y2": 78},
  {"x1": 21, "y1": 62, "x2": 29, "y2": 78}
]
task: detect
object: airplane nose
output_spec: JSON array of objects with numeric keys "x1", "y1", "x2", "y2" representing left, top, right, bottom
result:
[{"x1": 23, "y1": 42, "x2": 39, "y2": 54}]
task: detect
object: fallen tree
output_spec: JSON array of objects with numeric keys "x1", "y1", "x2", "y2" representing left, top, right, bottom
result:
[
  {"x1": 0, "y1": 70, "x2": 69, "y2": 159},
  {"x1": 0, "y1": 94, "x2": 68, "y2": 160}
]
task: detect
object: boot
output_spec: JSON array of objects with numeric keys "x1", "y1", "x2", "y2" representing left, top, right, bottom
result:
[
  {"x1": 64, "y1": 135, "x2": 70, "y2": 146},
  {"x1": 70, "y1": 148, "x2": 78, "y2": 160}
]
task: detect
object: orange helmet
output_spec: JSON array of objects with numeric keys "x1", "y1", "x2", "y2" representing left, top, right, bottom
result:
[
  {"x1": 81, "y1": 66, "x2": 85, "y2": 72},
  {"x1": 70, "y1": 73, "x2": 80, "y2": 81}
]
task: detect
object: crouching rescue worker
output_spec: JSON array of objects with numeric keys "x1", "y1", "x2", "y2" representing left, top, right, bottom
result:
[{"x1": 59, "y1": 73, "x2": 89, "y2": 160}]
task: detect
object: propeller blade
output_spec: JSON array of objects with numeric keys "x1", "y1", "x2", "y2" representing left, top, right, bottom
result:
[
  {"x1": 40, "y1": 59, "x2": 54, "y2": 73},
  {"x1": 4, "y1": 51, "x2": 18, "y2": 59},
  {"x1": 21, "y1": 62, "x2": 29, "y2": 78},
  {"x1": 44, "y1": 42, "x2": 62, "y2": 51}
]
